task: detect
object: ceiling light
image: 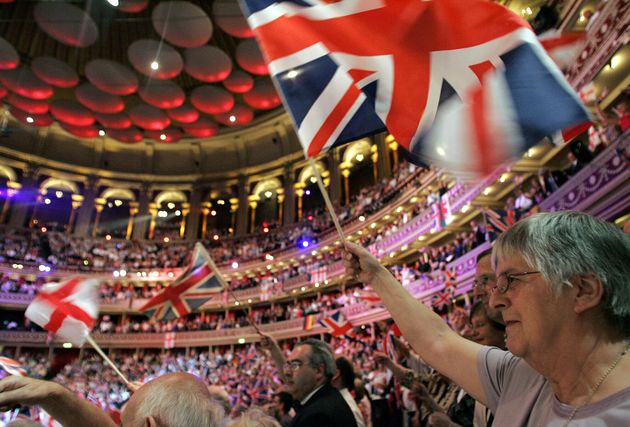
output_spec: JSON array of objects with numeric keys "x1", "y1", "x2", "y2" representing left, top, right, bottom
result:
[
  {"x1": 356, "y1": 154, "x2": 364, "y2": 162},
  {"x1": 107, "y1": 0, "x2": 120, "y2": 6},
  {"x1": 287, "y1": 70, "x2": 298, "y2": 79},
  {"x1": 44, "y1": 198, "x2": 51, "y2": 205},
  {"x1": 436, "y1": 146, "x2": 446, "y2": 157},
  {"x1": 55, "y1": 191, "x2": 63, "y2": 198},
  {"x1": 160, "y1": 133, "x2": 167, "y2": 141},
  {"x1": 483, "y1": 187, "x2": 492, "y2": 196},
  {"x1": 310, "y1": 176, "x2": 317, "y2": 183},
  {"x1": 167, "y1": 202, "x2": 175, "y2": 209},
  {"x1": 217, "y1": 199, "x2": 225, "y2": 205},
  {"x1": 229, "y1": 115, "x2": 236, "y2": 123},
  {"x1": 150, "y1": 61, "x2": 159, "y2": 70},
  {"x1": 264, "y1": 190, "x2": 273, "y2": 198},
  {"x1": 26, "y1": 116, "x2": 34, "y2": 124}
]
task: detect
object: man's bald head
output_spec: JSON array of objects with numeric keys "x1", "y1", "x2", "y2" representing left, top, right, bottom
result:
[{"x1": 122, "y1": 373, "x2": 224, "y2": 427}]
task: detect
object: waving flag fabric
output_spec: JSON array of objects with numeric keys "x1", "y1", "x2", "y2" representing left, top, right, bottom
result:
[
  {"x1": 318, "y1": 310, "x2": 354, "y2": 337},
  {"x1": 140, "y1": 243, "x2": 223, "y2": 321},
  {"x1": 240, "y1": 0, "x2": 589, "y2": 175},
  {"x1": 25, "y1": 277, "x2": 100, "y2": 346},
  {"x1": 383, "y1": 323, "x2": 402, "y2": 362},
  {"x1": 0, "y1": 356, "x2": 26, "y2": 376}
]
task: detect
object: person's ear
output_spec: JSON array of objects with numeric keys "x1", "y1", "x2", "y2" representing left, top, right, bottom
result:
[
  {"x1": 145, "y1": 415, "x2": 158, "y2": 427},
  {"x1": 572, "y1": 274, "x2": 604, "y2": 314}
]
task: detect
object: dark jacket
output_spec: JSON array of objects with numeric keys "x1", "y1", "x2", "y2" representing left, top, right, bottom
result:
[{"x1": 289, "y1": 383, "x2": 358, "y2": 427}]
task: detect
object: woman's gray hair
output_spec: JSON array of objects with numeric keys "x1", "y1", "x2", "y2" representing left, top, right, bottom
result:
[
  {"x1": 492, "y1": 211, "x2": 630, "y2": 336},
  {"x1": 295, "y1": 338, "x2": 337, "y2": 379}
]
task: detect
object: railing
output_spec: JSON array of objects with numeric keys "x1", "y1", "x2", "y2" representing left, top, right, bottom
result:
[{"x1": 540, "y1": 134, "x2": 629, "y2": 218}]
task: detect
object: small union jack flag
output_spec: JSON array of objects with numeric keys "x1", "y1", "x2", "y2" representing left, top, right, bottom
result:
[
  {"x1": 444, "y1": 270, "x2": 457, "y2": 288},
  {"x1": 484, "y1": 208, "x2": 512, "y2": 233},
  {"x1": 140, "y1": 243, "x2": 223, "y2": 321},
  {"x1": 318, "y1": 310, "x2": 354, "y2": 337},
  {"x1": 0, "y1": 356, "x2": 26, "y2": 376},
  {"x1": 432, "y1": 289, "x2": 453, "y2": 311}
]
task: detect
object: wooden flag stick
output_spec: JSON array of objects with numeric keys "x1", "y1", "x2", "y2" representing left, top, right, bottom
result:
[
  {"x1": 308, "y1": 157, "x2": 346, "y2": 242},
  {"x1": 86, "y1": 335, "x2": 130, "y2": 386},
  {"x1": 204, "y1": 253, "x2": 263, "y2": 335}
]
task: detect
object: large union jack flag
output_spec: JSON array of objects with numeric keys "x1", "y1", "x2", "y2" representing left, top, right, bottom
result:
[
  {"x1": 140, "y1": 243, "x2": 223, "y2": 321},
  {"x1": 318, "y1": 310, "x2": 354, "y2": 337},
  {"x1": 240, "y1": 0, "x2": 590, "y2": 174}
]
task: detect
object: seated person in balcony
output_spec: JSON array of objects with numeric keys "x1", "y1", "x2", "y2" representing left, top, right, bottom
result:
[
  {"x1": 0, "y1": 372, "x2": 224, "y2": 427},
  {"x1": 344, "y1": 211, "x2": 630, "y2": 426}
]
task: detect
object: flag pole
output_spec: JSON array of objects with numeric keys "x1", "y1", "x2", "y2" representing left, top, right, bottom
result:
[
  {"x1": 85, "y1": 335, "x2": 130, "y2": 386},
  {"x1": 204, "y1": 254, "x2": 264, "y2": 335},
  {"x1": 308, "y1": 157, "x2": 346, "y2": 242}
]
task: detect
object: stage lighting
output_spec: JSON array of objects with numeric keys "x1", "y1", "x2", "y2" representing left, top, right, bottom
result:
[{"x1": 232, "y1": 261, "x2": 239, "y2": 269}]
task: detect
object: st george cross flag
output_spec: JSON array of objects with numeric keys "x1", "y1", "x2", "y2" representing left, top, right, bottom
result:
[
  {"x1": 25, "y1": 277, "x2": 100, "y2": 346},
  {"x1": 240, "y1": 0, "x2": 590, "y2": 175},
  {"x1": 0, "y1": 356, "x2": 26, "y2": 376},
  {"x1": 140, "y1": 243, "x2": 223, "y2": 321},
  {"x1": 318, "y1": 310, "x2": 354, "y2": 337}
]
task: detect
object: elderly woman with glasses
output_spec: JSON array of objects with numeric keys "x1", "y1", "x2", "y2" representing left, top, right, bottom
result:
[{"x1": 343, "y1": 211, "x2": 630, "y2": 426}]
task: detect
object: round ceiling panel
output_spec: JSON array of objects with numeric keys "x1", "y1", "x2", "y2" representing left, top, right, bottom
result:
[
  {"x1": 0, "y1": 67, "x2": 53, "y2": 100},
  {"x1": 213, "y1": 0, "x2": 254, "y2": 38},
  {"x1": 31, "y1": 57, "x2": 79, "y2": 88},
  {"x1": 182, "y1": 117, "x2": 219, "y2": 138},
  {"x1": 190, "y1": 86, "x2": 234, "y2": 115},
  {"x1": 50, "y1": 99, "x2": 95, "y2": 127},
  {"x1": 33, "y1": 2, "x2": 98, "y2": 47},
  {"x1": 75, "y1": 83, "x2": 125, "y2": 114},
  {"x1": 7, "y1": 93, "x2": 49, "y2": 114},
  {"x1": 0, "y1": 84, "x2": 6, "y2": 98},
  {"x1": 108, "y1": 127, "x2": 144, "y2": 143},
  {"x1": 129, "y1": 104, "x2": 171, "y2": 130},
  {"x1": 61, "y1": 123, "x2": 100, "y2": 139},
  {"x1": 118, "y1": 0, "x2": 149, "y2": 13},
  {"x1": 0, "y1": 36, "x2": 19, "y2": 70},
  {"x1": 243, "y1": 78, "x2": 281, "y2": 110},
  {"x1": 235, "y1": 39, "x2": 269, "y2": 75},
  {"x1": 138, "y1": 80, "x2": 185, "y2": 109},
  {"x1": 10, "y1": 107, "x2": 53, "y2": 127},
  {"x1": 223, "y1": 70, "x2": 254, "y2": 94},
  {"x1": 214, "y1": 104, "x2": 254, "y2": 126},
  {"x1": 184, "y1": 45, "x2": 232, "y2": 83},
  {"x1": 128, "y1": 39, "x2": 183, "y2": 80},
  {"x1": 152, "y1": 1, "x2": 213, "y2": 48},
  {"x1": 95, "y1": 112, "x2": 132, "y2": 129},
  {"x1": 167, "y1": 103, "x2": 199, "y2": 124},
  {"x1": 146, "y1": 127, "x2": 183, "y2": 143},
  {"x1": 85, "y1": 59, "x2": 139, "y2": 95}
]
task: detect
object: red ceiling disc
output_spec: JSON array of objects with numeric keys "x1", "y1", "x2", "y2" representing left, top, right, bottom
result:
[
  {"x1": 182, "y1": 117, "x2": 219, "y2": 138},
  {"x1": 61, "y1": 123, "x2": 100, "y2": 138},
  {"x1": 0, "y1": 84, "x2": 6, "y2": 98},
  {"x1": 118, "y1": 0, "x2": 148, "y2": 13},
  {"x1": 214, "y1": 104, "x2": 253, "y2": 126},
  {"x1": 152, "y1": 1, "x2": 213, "y2": 49},
  {"x1": 108, "y1": 127, "x2": 143, "y2": 143},
  {"x1": 129, "y1": 104, "x2": 171, "y2": 130},
  {"x1": 31, "y1": 57, "x2": 79, "y2": 88},
  {"x1": 50, "y1": 99, "x2": 95, "y2": 126},
  {"x1": 184, "y1": 45, "x2": 232, "y2": 83},
  {"x1": 138, "y1": 80, "x2": 185, "y2": 109},
  {"x1": 85, "y1": 59, "x2": 139, "y2": 95},
  {"x1": 10, "y1": 107, "x2": 53, "y2": 127},
  {"x1": 167, "y1": 104, "x2": 199, "y2": 124},
  {"x1": 34, "y1": 2, "x2": 98, "y2": 48},
  {"x1": 145, "y1": 127, "x2": 183, "y2": 143},
  {"x1": 128, "y1": 39, "x2": 183, "y2": 80},
  {"x1": 212, "y1": 0, "x2": 254, "y2": 38},
  {"x1": 243, "y1": 78, "x2": 281, "y2": 110},
  {"x1": 0, "y1": 37, "x2": 19, "y2": 70},
  {"x1": 235, "y1": 39, "x2": 269, "y2": 75},
  {"x1": 0, "y1": 67, "x2": 53, "y2": 100},
  {"x1": 223, "y1": 70, "x2": 254, "y2": 94},
  {"x1": 95, "y1": 112, "x2": 132, "y2": 129},
  {"x1": 190, "y1": 86, "x2": 234, "y2": 115},
  {"x1": 75, "y1": 83, "x2": 125, "y2": 114},
  {"x1": 7, "y1": 93, "x2": 49, "y2": 114}
]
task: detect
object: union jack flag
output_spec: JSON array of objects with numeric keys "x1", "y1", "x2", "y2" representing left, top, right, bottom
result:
[
  {"x1": 432, "y1": 288, "x2": 453, "y2": 311},
  {"x1": 140, "y1": 243, "x2": 223, "y2": 321},
  {"x1": 240, "y1": 0, "x2": 589, "y2": 175},
  {"x1": 444, "y1": 269, "x2": 457, "y2": 287},
  {"x1": 318, "y1": 310, "x2": 354, "y2": 337},
  {"x1": 484, "y1": 208, "x2": 513, "y2": 233},
  {"x1": 0, "y1": 356, "x2": 26, "y2": 376},
  {"x1": 383, "y1": 323, "x2": 401, "y2": 362}
]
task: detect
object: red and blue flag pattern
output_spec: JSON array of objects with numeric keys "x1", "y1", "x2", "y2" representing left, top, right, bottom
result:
[
  {"x1": 240, "y1": 0, "x2": 590, "y2": 175},
  {"x1": 140, "y1": 243, "x2": 223, "y2": 321},
  {"x1": 318, "y1": 310, "x2": 354, "y2": 337}
]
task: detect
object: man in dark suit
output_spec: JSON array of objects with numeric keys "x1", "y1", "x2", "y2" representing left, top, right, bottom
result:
[{"x1": 285, "y1": 338, "x2": 358, "y2": 427}]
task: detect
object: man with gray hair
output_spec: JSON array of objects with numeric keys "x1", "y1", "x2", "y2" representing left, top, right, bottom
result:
[
  {"x1": 284, "y1": 338, "x2": 357, "y2": 427},
  {"x1": 0, "y1": 372, "x2": 224, "y2": 427},
  {"x1": 344, "y1": 211, "x2": 630, "y2": 426}
]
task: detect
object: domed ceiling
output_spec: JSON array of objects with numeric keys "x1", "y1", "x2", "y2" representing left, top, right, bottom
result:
[{"x1": 0, "y1": 0, "x2": 284, "y2": 144}]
